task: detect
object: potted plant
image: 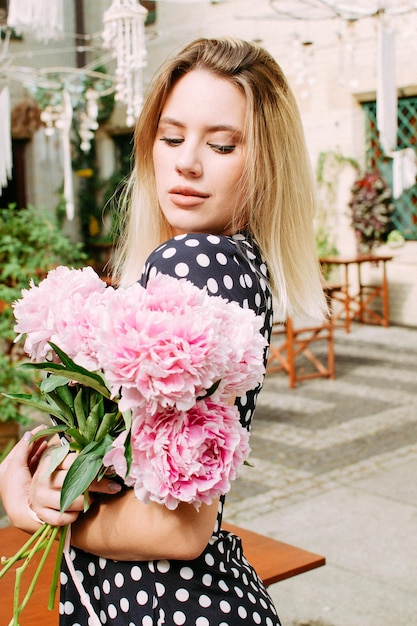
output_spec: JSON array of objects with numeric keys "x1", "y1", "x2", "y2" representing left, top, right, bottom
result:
[
  {"x1": 0, "y1": 204, "x2": 86, "y2": 449},
  {"x1": 348, "y1": 170, "x2": 395, "y2": 254}
]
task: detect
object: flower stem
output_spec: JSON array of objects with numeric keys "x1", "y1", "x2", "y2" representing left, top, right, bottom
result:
[
  {"x1": 0, "y1": 523, "x2": 47, "y2": 577},
  {"x1": 48, "y1": 524, "x2": 68, "y2": 610}
]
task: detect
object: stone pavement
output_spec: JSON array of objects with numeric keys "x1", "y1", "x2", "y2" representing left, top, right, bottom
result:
[{"x1": 224, "y1": 322, "x2": 417, "y2": 626}]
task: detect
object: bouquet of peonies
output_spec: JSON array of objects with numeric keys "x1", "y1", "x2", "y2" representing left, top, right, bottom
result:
[{"x1": 0, "y1": 265, "x2": 267, "y2": 623}]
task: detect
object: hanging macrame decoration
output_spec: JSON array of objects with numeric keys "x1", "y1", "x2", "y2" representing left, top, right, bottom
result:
[
  {"x1": 102, "y1": 0, "x2": 148, "y2": 127},
  {"x1": 7, "y1": 0, "x2": 64, "y2": 41},
  {"x1": 0, "y1": 87, "x2": 12, "y2": 195}
]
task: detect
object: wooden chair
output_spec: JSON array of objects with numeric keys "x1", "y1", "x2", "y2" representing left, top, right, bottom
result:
[{"x1": 266, "y1": 285, "x2": 340, "y2": 388}]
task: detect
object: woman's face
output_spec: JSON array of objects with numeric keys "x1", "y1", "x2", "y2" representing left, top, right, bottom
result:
[{"x1": 153, "y1": 69, "x2": 247, "y2": 236}]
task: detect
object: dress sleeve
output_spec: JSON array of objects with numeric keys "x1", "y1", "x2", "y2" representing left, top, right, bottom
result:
[{"x1": 139, "y1": 233, "x2": 268, "y2": 314}]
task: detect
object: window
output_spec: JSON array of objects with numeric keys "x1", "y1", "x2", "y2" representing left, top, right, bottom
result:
[{"x1": 363, "y1": 97, "x2": 417, "y2": 239}]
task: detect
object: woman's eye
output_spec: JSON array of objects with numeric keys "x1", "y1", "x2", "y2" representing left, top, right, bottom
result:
[
  {"x1": 209, "y1": 143, "x2": 236, "y2": 154},
  {"x1": 160, "y1": 136, "x2": 183, "y2": 146}
]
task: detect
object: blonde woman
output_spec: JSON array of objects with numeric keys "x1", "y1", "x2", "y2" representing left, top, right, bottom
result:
[{"x1": 1, "y1": 38, "x2": 325, "y2": 625}]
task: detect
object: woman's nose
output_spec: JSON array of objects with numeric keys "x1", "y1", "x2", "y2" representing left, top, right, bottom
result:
[{"x1": 175, "y1": 145, "x2": 202, "y2": 177}]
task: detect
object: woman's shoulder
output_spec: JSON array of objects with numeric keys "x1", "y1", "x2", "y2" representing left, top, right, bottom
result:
[{"x1": 140, "y1": 232, "x2": 270, "y2": 310}]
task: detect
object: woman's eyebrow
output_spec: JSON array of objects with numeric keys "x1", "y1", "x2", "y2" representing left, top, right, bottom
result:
[{"x1": 158, "y1": 117, "x2": 242, "y2": 136}]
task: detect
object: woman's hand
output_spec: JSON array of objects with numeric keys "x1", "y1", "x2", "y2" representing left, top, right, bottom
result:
[
  {"x1": 29, "y1": 444, "x2": 123, "y2": 528},
  {"x1": 0, "y1": 427, "x2": 122, "y2": 534},
  {"x1": 0, "y1": 426, "x2": 49, "y2": 532}
]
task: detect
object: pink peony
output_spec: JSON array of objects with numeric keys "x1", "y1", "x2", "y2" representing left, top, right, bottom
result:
[
  {"x1": 105, "y1": 398, "x2": 251, "y2": 510},
  {"x1": 13, "y1": 266, "x2": 108, "y2": 365},
  {"x1": 96, "y1": 273, "x2": 267, "y2": 412},
  {"x1": 102, "y1": 430, "x2": 129, "y2": 478}
]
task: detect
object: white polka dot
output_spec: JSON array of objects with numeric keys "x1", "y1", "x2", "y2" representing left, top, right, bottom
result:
[
  {"x1": 223, "y1": 275, "x2": 233, "y2": 289},
  {"x1": 174, "y1": 233, "x2": 187, "y2": 240},
  {"x1": 130, "y1": 565, "x2": 142, "y2": 581},
  {"x1": 75, "y1": 568, "x2": 84, "y2": 583},
  {"x1": 148, "y1": 266, "x2": 158, "y2": 280},
  {"x1": 102, "y1": 579, "x2": 111, "y2": 594},
  {"x1": 219, "y1": 600, "x2": 232, "y2": 613},
  {"x1": 197, "y1": 253, "x2": 210, "y2": 267},
  {"x1": 205, "y1": 553, "x2": 215, "y2": 566},
  {"x1": 93, "y1": 585, "x2": 101, "y2": 600},
  {"x1": 248, "y1": 591, "x2": 257, "y2": 604},
  {"x1": 216, "y1": 252, "x2": 228, "y2": 265},
  {"x1": 206, "y1": 277, "x2": 218, "y2": 293},
  {"x1": 156, "y1": 582, "x2": 166, "y2": 596},
  {"x1": 244, "y1": 273, "x2": 253, "y2": 287},
  {"x1": 199, "y1": 594, "x2": 212, "y2": 608},
  {"x1": 142, "y1": 617, "x2": 153, "y2": 626},
  {"x1": 185, "y1": 238, "x2": 200, "y2": 247},
  {"x1": 253, "y1": 611, "x2": 262, "y2": 623},
  {"x1": 98, "y1": 557, "x2": 107, "y2": 569},
  {"x1": 238, "y1": 606, "x2": 248, "y2": 618},
  {"x1": 179, "y1": 566, "x2": 194, "y2": 580},
  {"x1": 64, "y1": 601, "x2": 75, "y2": 615},
  {"x1": 239, "y1": 275, "x2": 246, "y2": 288},
  {"x1": 114, "y1": 572, "x2": 124, "y2": 588},
  {"x1": 87, "y1": 561, "x2": 96, "y2": 576},
  {"x1": 108, "y1": 604, "x2": 117, "y2": 619},
  {"x1": 99, "y1": 610, "x2": 107, "y2": 623},
  {"x1": 162, "y1": 247, "x2": 177, "y2": 259},
  {"x1": 175, "y1": 262, "x2": 190, "y2": 277},
  {"x1": 173, "y1": 610, "x2": 187, "y2": 625},
  {"x1": 219, "y1": 579, "x2": 229, "y2": 592},
  {"x1": 196, "y1": 618, "x2": 210, "y2": 626},
  {"x1": 136, "y1": 590, "x2": 149, "y2": 606},
  {"x1": 156, "y1": 560, "x2": 170, "y2": 573},
  {"x1": 60, "y1": 571, "x2": 68, "y2": 585},
  {"x1": 202, "y1": 573, "x2": 213, "y2": 586},
  {"x1": 255, "y1": 293, "x2": 261, "y2": 307},
  {"x1": 207, "y1": 235, "x2": 220, "y2": 244},
  {"x1": 175, "y1": 587, "x2": 190, "y2": 602}
]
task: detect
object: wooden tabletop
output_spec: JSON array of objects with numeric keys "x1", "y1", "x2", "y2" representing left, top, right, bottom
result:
[
  {"x1": 320, "y1": 253, "x2": 393, "y2": 264},
  {"x1": 222, "y1": 522, "x2": 325, "y2": 587}
]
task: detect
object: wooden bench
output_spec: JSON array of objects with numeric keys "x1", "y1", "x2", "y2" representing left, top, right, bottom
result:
[{"x1": 0, "y1": 524, "x2": 325, "y2": 624}]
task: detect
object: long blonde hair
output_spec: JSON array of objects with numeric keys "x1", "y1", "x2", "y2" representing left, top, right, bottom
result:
[{"x1": 112, "y1": 37, "x2": 326, "y2": 320}]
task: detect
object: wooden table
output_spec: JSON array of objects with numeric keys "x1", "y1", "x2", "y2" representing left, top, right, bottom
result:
[
  {"x1": 320, "y1": 253, "x2": 393, "y2": 332},
  {"x1": 0, "y1": 524, "x2": 325, "y2": 624}
]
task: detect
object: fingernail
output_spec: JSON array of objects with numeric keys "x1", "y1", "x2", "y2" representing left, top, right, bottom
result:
[
  {"x1": 107, "y1": 481, "x2": 122, "y2": 493},
  {"x1": 23, "y1": 431, "x2": 32, "y2": 441}
]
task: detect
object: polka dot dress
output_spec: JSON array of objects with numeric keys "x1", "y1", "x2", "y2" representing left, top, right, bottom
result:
[{"x1": 59, "y1": 233, "x2": 280, "y2": 625}]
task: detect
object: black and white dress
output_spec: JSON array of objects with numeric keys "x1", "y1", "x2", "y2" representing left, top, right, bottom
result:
[{"x1": 59, "y1": 232, "x2": 280, "y2": 626}]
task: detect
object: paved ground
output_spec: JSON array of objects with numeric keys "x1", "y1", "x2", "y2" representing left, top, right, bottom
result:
[
  {"x1": 224, "y1": 322, "x2": 417, "y2": 626},
  {"x1": 1, "y1": 322, "x2": 416, "y2": 625}
]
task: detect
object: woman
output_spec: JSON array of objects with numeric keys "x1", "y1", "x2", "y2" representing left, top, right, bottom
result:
[{"x1": 0, "y1": 38, "x2": 326, "y2": 625}]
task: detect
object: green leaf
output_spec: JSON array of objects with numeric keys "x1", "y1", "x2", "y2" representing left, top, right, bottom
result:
[
  {"x1": 60, "y1": 437, "x2": 113, "y2": 512},
  {"x1": 40, "y1": 375, "x2": 72, "y2": 395},
  {"x1": 1, "y1": 393, "x2": 68, "y2": 422},
  {"x1": 30, "y1": 425, "x2": 68, "y2": 441},
  {"x1": 95, "y1": 410, "x2": 119, "y2": 441},
  {"x1": 84, "y1": 398, "x2": 104, "y2": 441},
  {"x1": 73, "y1": 388, "x2": 87, "y2": 433},
  {"x1": 44, "y1": 390, "x2": 74, "y2": 424},
  {"x1": 42, "y1": 442, "x2": 70, "y2": 479},
  {"x1": 20, "y1": 361, "x2": 111, "y2": 399}
]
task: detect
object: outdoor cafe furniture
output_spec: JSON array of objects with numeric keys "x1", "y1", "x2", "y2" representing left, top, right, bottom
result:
[{"x1": 319, "y1": 253, "x2": 393, "y2": 333}]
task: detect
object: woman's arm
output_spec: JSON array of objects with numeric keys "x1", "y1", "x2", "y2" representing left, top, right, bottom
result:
[{"x1": 70, "y1": 490, "x2": 219, "y2": 562}]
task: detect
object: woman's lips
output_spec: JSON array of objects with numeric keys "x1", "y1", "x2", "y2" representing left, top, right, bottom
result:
[{"x1": 168, "y1": 187, "x2": 209, "y2": 207}]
